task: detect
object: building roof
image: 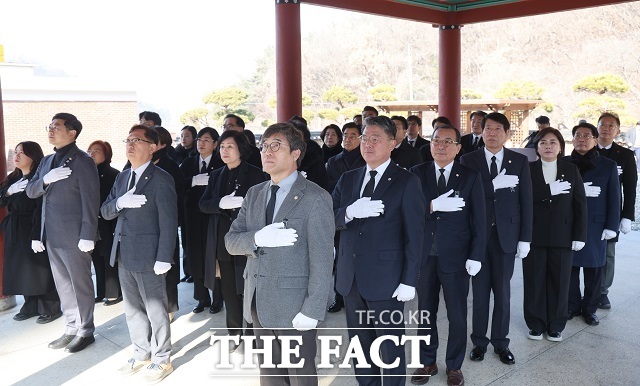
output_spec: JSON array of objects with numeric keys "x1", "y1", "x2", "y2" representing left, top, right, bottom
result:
[{"x1": 372, "y1": 99, "x2": 542, "y2": 113}]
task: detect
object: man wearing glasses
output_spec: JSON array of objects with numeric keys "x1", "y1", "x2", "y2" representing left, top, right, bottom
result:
[
  {"x1": 409, "y1": 124, "x2": 486, "y2": 386},
  {"x1": 225, "y1": 122, "x2": 334, "y2": 385},
  {"x1": 218, "y1": 114, "x2": 262, "y2": 169},
  {"x1": 101, "y1": 125, "x2": 178, "y2": 383},
  {"x1": 332, "y1": 116, "x2": 426, "y2": 386},
  {"x1": 26, "y1": 113, "x2": 100, "y2": 353}
]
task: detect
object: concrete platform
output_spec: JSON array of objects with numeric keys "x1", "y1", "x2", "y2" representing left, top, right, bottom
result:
[{"x1": 2, "y1": 231, "x2": 640, "y2": 386}]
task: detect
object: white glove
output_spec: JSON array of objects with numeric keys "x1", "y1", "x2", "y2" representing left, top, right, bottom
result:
[
  {"x1": 78, "y1": 239, "x2": 94, "y2": 252},
  {"x1": 431, "y1": 189, "x2": 465, "y2": 212},
  {"x1": 492, "y1": 169, "x2": 519, "y2": 191},
  {"x1": 571, "y1": 241, "x2": 585, "y2": 251},
  {"x1": 254, "y1": 222, "x2": 298, "y2": 247},
  {"x1": 219, "y1": 192, "x2": 244, "y2": 209},
  {"x1": 515, "y1": 241, "x2": 531, "y2": 259},
  {"x1": 465, "y1": 259, "x2": 482, "y2": 276},
  {"x1": 601, "y1": 229, "x2": 616, "y2": 240},
  {"x1": 617, "y1": 165, "x2": 623, "y2": 176},
  {"x1": 583, "y1": 182, "x2": 601, "y2": 197},
  {"x1": 346, "y1": 197, "x2": 384, "y2": 219},
  {"x1": 154, "y1": 261, "x2": 172, "y2": 275},
  {"x1": 191, "y1": 173, "x2": 209, "y2": 187},
  {"x1": 392, "y1": 283, "x2": 416, "y2": 302},
  {"x1": 620, "y1": 218, "x2": 632, "y2": 234},
  {"x1": 31, "y1": 240, "x2": 45, "y2": 253},
  {"x1": 292, "y1": 312, "x2": 318, "y2": 331},
  {"x1": 7, "y1": 179, "x2": 28, "y2": 196},
  {"x1": 549, "y1": 180, "x2": 571, "y2": 196},
  {"x1": 43, "y1": 167, "x2": 72, "y2": 185},
  {"x1": 116, "y1": 188, "x2": 147, "y2": 209},
  {"x1": 300, "y1": 170, "x2": 307, "y2": 179}
]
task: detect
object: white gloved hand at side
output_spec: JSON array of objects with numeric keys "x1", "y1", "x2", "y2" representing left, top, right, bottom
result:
[
  {"x1": 292, "y1": 312, "x2": 318, "y2": 331},
  {"x1": 254, "y1": 222, "x2": 298, "y2": 247},
  {"x1": 346, "y1": 197, "x2": 385, "y2": 219},
  {"x1": 43, "y1": 167, "x2": 72, "y2": 185},
  {"x1": 549, "y1": 180, "x2": 571, "y2": 196},
  {"x1": 431, "y1": 189, "x2": 465, "y2": 212},
  {"x1": 154, "y1": 261, "x2": 172, "y2": 275},
  {"x1": 617, "y1": 165, "x2": 623, "y2": 176},
  {"x1": 620, "y1": 218, "x2": 632, "y2": 234},
  {"x1": 219, "y1": 192, "x2": 244, "y2": 209},
  {"x1": 492, "y1": 169, "x2": 519, "y2": 191},
  {"x1": 571, "y1": 241, "x2": 585, "y2": 251},
  {"x1": 583, "y1": 182, "x2": 601, "y2": 197},
  {"x1": 31, "y1": 240, "x2": 45, "y2": 253},
  {"x1": 7, "y1": 179, "x2": 28, "y2": 196},
  {"x1": 191, "y1": 173, "x2": 209, "y2": 187},
  {"x1": 117, "y1": 188, "x2": 147, "y2": 209},
  {"x1": 515, "y1": 241, "x2": 531, "y2": 259},
  {"x1": 465, "y1": 259, "x2": 482, "y2": 276},
  {"x1": 78, "y1": 239, "x2": 94, "y2": 252},
  {"x1": 601, "y1": 229, "x2": 617, "y2": 240},
  {"x1": 392, "y1": 283, "x2": 416, "y2": 302}
]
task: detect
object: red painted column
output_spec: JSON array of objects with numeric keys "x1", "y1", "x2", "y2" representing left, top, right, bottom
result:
[
  {"x1": 0, "y1": 78, "x2": 8, "y2": 300},
  {"x1": 275, "y1": 0, "x2": 302, "y2": 122},
  {"x1": 438, "y1": 25, "x2": 462, "y2": 130}
]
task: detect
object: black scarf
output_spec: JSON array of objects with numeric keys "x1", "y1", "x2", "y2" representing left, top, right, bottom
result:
[
  {"x1": 343, "y1": 146, "x2": 362, "y2": 168},
  {"x1": 152, "y1": 147, "x2": 168, "y2": 163},
  {"x1": 569, "y1": 147, "x2": 599, "y2": 177},
  {"x1": 322, "y1": 144, "x2": 343, "y2": 163}
]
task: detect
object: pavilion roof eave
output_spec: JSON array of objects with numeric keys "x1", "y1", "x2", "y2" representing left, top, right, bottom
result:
[{"x1": 370, "y1": 99, "x2": 543, "y2": 113}]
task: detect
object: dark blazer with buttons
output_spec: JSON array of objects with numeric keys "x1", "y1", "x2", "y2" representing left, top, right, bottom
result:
[
  {"x1": 460, "y1": 133, "x2": 484, "y2": 154},
  {"x1": 326, "y1": 149, "x2": 366, "y2": 194},
  {"x1": 410, "y1": 161, "x2": 486, "y2": 273},
  {"x1": 332, "y1": 162, "x2": 426, "y2": 301},
  {"x1": 391, "y1": 140, "x2": 423, "y2": 169},
  {"x1": 460, "y1": 148, "x2": 533, "y2": 253},
  {"x1": 100, "y1": 163, "x2": 178, "y2": 272},
  {"x1": 529, "y1": 159, "x2": 588, "y2": 248}
]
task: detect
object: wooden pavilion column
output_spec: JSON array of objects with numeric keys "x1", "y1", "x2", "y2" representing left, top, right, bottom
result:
[
  {"x1": 275, "y1": 0, "x2": 302, "y2": 122},
  {"x1": 438, "y1": 25, "x2": 462, "y2": 130},
  {"x1": 0, "y1": 77, "x2": 13, "y2": 310}
]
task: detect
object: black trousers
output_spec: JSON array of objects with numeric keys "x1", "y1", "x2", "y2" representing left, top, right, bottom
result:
[
  {"x1": 219, "y1": 260, "x2": 244, "y2": 336},
  {"x1": 20, "y1": 292, "x2": 61, "y2": 316},
  {"x1": 165, "y1": 242, "x2": 180, "y2": 313},
  {"x1": 91, "y1": 250, "x2": 121, "y2": 299},
  {"x1": 180, "y1": 225, "x2": 190, "y2": 277},
  {"x1": 523, "y1": 246, "x2": 572, "y2": 333},
  {"x1": 569, "y1": 266, "x2": 603, "y2": 316}
]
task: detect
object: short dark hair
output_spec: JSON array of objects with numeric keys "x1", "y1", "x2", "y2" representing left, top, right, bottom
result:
[
  {"x1": 290, "y1": 115, "x2": 308, "y2": 127},
  {"x1": 482, "y1": 112, "x2": 510, "y2": 132},
  {"x1": 287, "y1": 118, "x2": 311, "y2": 142},
  {"x1": 391, "y1": 116, "x2": 408, "y2": 131},
  {"x1": 342, "y1": 121, "x2": 362, "y2": 135},
  {"x1": 153, "y1": 126, "x2": 173, "y2": 147},
  {"x1": 364, "y1": 115, "x2": 396, "y2": 139},
  {"x1": 598, "y1": 112, "x2": 620, "y2": 127},
  {"x1": 218, "y1": 129, "x2": 252, "y2": 161},
  {"x1": 572, "y1": 122, "x2": 599, "y2": 138},
  {"x1": 181, "y1": 125, "x2": 197, "y2": 139},
  {"x1": 362, "y1": 106, "x2": 379, "y2": 116},
  {"x1": 533, "y1": 127, "x2": 565, "y2": 158},
  {"x1": 407, "y1": 115, "x2": 422, "y2": 126},
  {"x1": 535, "y1": 115, "x2": 550, "y2": 125},
  {"x1": 224, "y1": 114, "x2": 245, "y2": 129},
  {"x1": 129, "y1": 124, "x2": 159, "y2": 144},
  {"x1": 263, "y1": 123, "x2": 307, "y2": 167},
  {"x1": 52, "y1": 113, "x2": 83, "y2": 138},
  {"x1": 138, "y1": 111, "x2": 162, "y2": 126},
  {"x1": 431, "y1": 116, "x2": 451, "y2": 128},
  {"x1": 88, "y1": 140, "x2": 113, "y2": 164},
  {"x1": 321, "y1": 124, "x2": 343, "y2": 145},
  {"x1": 470, "y1": 111, "x2": 487, "y2": 120},
  {"x1": 353, "y1": 114, "x2": 362, "y2": 121},
  {"x1": 432, "y1": 124, "x2": 461, "y2": 143},
  {"x1": 243, "y1": 129, "x2": 257, "y2": 146},
  {"x1": 198, "y1": 127, "x2": 220, "y2": 142}
]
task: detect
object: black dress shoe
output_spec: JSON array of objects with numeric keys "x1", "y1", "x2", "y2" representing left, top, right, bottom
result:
[
  {"x1": 583, "y1": 313, "x2": 599, "y2": 326},
  {"x1": 327, "y1": 301, "x2": 343, "y2": 313},
  {"x1": 13, "y1": 312, "x2": 39, "y2": 321},
  {"x1": 185, "y1": 276, "x2": 194, "y2": 283},
  {"x1": 49, "y1": 334, "x2": 76, "y2": 349},
  {"x1": 104, "y1": 296, "x2": 123, "y2": 306},
  {"x1": 95, "y1": 297, "x2": 105, "y2": 303},
  {"x1": 494, "y1": 347, "x2": 515, "y2": 365},
  {"x1": 598, "y1": 294, "x2": 611, "y2": 309},
  {"x1": 209, "y1": 304, "x2": 223, "y2": 314},
  {"x1": 65, "y1": 335, "x2": 95, "y2": 353},
  {"x1": 411, "y1": 364, "x2": 438, "y2": 385},
  {"x1": 36, "y1": 311, "x2": 63, "y2": 324},
  {"x1": 568, "y1": 310, "x2": 581, "y2": 320},
  {"x1": 180, "y1": 275, "x2": 190, "y2": 282},
  {"x1": 469, "y1": 346, "x2": 486, "y2": 361},
  {"x1": 193, "y1": 302, "x2": 211, "y2": 314}
]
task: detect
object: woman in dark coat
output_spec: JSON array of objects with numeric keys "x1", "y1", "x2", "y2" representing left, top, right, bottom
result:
[
  {"x1": 1, "y1": 141, "x2": 61, "y2": 323},
  {"x1": 179, "y1": 127, "x2": 222, "y2": 314},
  {"x1": 87, "y1": 140, "x2": 121, "y2": 305},
  {"x1": 199, "y1": 130, "x2": 267, "y2": 341},
  {"x1": 175, "y1": 125, "x2": 197, "y2": 165},
  {"x1": 564, "y1": 123, "x2": 620, "y2": 326},
  {"x1": 321, "y1": 124, "x2": 343, "y2": 164},
  {"x1": 523, "y1": 128, "x2": 588, "y2": 342}
]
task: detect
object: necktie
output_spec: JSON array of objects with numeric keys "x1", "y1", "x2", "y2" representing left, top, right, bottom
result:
[
  {"x1": 128, "y1": 171, "x2": 136, "y2": 190},
  {"x1": 490, "y1": 156, "x2": 498, "y2": 179},
  {"x1": 473, "y1": 136, "x2": 479, "y2": 149},
  {"x1": 201, "y1": 161, "x2": 207, "y2": 173},
  {"x1": 438, "y1": 169, "x2": 446, "y2": 195},
  {"x1": 362, "y1": 170, "x2": 378, "y2": 197},
  {"x1": 409, "y1": 140, "x2": 415, "y2": 147},
  {"x1": 265, "y1": 185, "x2": 280, "y2": 225}
]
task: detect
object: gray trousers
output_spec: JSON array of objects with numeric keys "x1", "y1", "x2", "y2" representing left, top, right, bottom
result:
[
  {"x1": 119, "y1": 264, "x2": 171, "y2": 365},
  {"x1": 601, "y1": 240, "x2": 616, "y2": 295},
  {"x1": 46, "y1": 243, "x2": 95, "y2": 337}
]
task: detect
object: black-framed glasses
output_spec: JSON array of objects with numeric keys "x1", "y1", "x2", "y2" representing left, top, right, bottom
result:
[
  {"x1": 431, "y1": 138, "x2": 459, "y2": 146},
  {"x1": 123, "y1": 138, "x2": 153, "y2": 144},
  {"x1": 260, "y1": 141, "x2": 290, "y2": 153}
]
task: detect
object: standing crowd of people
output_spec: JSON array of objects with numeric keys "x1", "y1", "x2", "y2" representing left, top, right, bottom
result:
[{"x1": 1, "y1": 107, "x2": 636, "y2": 386}]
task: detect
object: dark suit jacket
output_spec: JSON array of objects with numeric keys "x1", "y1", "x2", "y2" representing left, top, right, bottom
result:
[
  {"x1": 419, "y1": 143, "x2": 434, "y2": 163},
  {"x1": 326, "y1": 148, "x2": 366, "y2": 194},
  {"x1": 391, "y1": 141, "x2": 423, "y2": 169},
  {"x1": 598, "y1": 142, "x2": 637, "y2": 223},
  {"x1": 101, "y1": 163, "x2": 178, "y2": 272},
  {"x1": 460, "y1": 148, "x2": 533, "y2": 253},
  {"x1": 460, "y1": 134, "x2": 484, "y2": 154},
  {"x1": 333, "y1": 162, "x2": 426, "y2": 301},
  {"x1": 405, "y1": 136, "x2": 429, "y2": 149},
  {"x1": 529, "y1": 159, "x2": 588, "y2": 248},
  {"x1": 410, "y1": 162, "x2": 486, "y2": 273}
]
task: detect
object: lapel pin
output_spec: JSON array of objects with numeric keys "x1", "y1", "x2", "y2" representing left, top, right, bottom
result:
[
  {"x1": 508, "y1": 160, "x2": 512, "y2": 163},
  {"x1": 456, "y1": 174, "x2": 459, "y2": 177},
  {"x1": 145, "y1": 176, "x2": 149, "y2": 179},
  {"x1": 388, "y1": 178, "x2": 391, "y2": 181},
  {"x1": 294, "y1": 195, "x2": 299, "y2": 200}
]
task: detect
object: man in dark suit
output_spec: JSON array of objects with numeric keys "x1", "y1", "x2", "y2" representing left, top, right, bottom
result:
[
  {"x1": 460, "y1": 111, "x2": 486, "y2": 154},
  {"x1": 406, "y1": 115, "x2": 430, "y2": 149},
  {"x1": 409, "y1": 124, "x2": 486, "y2": 386},
  {"x1": 391, "y1": 115, "x2": 423, "y2": 169},
  {"x1": 101, "y1": 125, "x2": 178, "y2": 383},
  {"x1": 26, "y1": 113, "x2": 100, "y2": 353},
  {"x1": 333, "y1": 115, "x2": 426, "y2": 386},
  {"x1": 460, "y1": 112, "x2": 533, "y2": 366},
  {"x1": 225, "y1": 123, "x2": 335, "y2": 386},
  {"x1": 595, "y1": 112, "x2": 637, "y2": 309}
]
